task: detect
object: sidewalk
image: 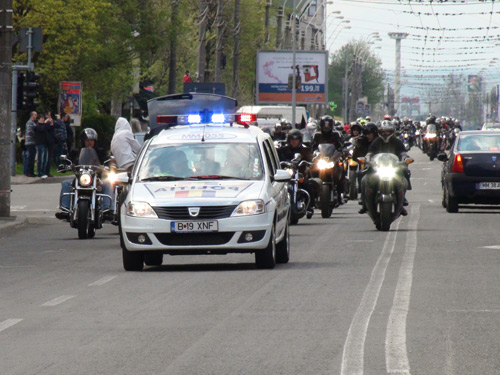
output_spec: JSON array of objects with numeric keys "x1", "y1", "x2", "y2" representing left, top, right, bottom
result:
[{"x1": 11, "y1": 174, "x2": 67, "y2": 185}]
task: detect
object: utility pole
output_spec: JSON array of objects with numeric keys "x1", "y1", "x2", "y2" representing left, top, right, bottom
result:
[
  {"x1": 264, "y1": 0, "x2": 271, "y2": 45},
  {"x1": 232, "y1": 0, "x2": 241, "y2": 98},
  {"x1": 197, "y1": 0, "x2": 208, "y2": 83},
  {"x1": 388, "y1": 32, "x2": 408, "y2": 117},
  {"x1": 291, "y1": 0, "x2": 297, "y2": 126},
  {"x1": 0, "y1": 0, "x2": 12, "y2": 218},
  {"x1": 276, "y1": 6, "x2": 283, "y2": 49},
  {"x1": 214, "y1": 0, "x2": 224, "y2": 83}
]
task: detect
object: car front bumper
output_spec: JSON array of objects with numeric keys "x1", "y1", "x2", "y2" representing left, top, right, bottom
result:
[{"x1": 120, "y1": 211, "x2": 274, "y2": 253}]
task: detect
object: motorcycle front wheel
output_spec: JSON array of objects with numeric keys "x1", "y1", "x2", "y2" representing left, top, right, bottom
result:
[
  {"x1": 77, "y1": 200, "x2": 90, "y2": 239},
  {"x1": 348, "y1": 171, "x2": 358, "y2": 200},
  {"x1": 320, "y1": 185, "x2": 333, "y2": 218},
  {"x1": 379, "y1": 201, "x2": 392, "y2": 231}
]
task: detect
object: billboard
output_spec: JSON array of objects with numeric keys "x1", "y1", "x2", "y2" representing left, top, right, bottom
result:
[
  {"x1": 58, "y1": 81, "x2": 82, "y2": 125},
  {"x1": 256, "y1": 50, "x2": 328, "y2": 105}
]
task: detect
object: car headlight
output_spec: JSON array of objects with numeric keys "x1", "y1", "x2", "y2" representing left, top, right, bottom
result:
[
  {"x1": 376, "y1": 166, "x2": 396, "y2": 181},
  {"x1": 317, "y1": 159, "x2": 334, "y2": 170},
  {"x1": 79, "y1": 173, "x2": 93, "y2": 187},
  {"x1": 232, "y1": 200, "x2": 265, "y2": 216},
  {"x1": 126, "y1": 202, "x2": 158, "y2": 218}
]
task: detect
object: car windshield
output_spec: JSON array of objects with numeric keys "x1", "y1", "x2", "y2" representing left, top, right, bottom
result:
[
  {"x1": 457, "y1": 134, "x2": 500, "y2": 152},
  {"x1": 138, "y1": 142, "x2": 264, "y2": 181}
]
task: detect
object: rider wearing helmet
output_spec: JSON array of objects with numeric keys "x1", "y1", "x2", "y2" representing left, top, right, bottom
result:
[
  {"x1": 272, "y1": 122, "x2": 286, "y2": 141},
  {"x1": 352, "y1": 123, "x2": 378, "y2": 162},
  {"x1": 312, "y1": 115, "x2": 343, "y2": 151},
  {"x1": 350, "y1": 123, "x2": 363, "y2": 139}
]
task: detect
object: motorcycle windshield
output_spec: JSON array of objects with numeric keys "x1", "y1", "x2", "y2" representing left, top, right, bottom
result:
[
  {"x1": 426, "y1": 124, "x2": 437, "y2": 134},
  {"x1": 317, "y1": 143, "x2": 336, "y2": 157},
  {"x1": 78, "y1": 148, "x2": 101, "y2": 166},
  {"x1": 372, "y1": 153, "x2": 399, "y2": 168}
]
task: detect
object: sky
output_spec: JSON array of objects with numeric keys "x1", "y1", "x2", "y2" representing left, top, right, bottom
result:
[{"x1": 325, "y1": 0, "x2": 500, "y2": 98}]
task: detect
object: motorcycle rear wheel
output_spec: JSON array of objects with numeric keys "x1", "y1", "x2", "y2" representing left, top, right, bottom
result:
[
  {"x1": 320, "y1": 185, "x2": 333, "y2": 218},
  {"x1": 77, "y1": 200, "x2": 90, "y2": 239},
  {"x1": 379, "y1": 202, "x2": 392, "y2": 231}
]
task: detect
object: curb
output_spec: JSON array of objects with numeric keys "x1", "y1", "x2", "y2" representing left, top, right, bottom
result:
[
  {"x1": 0, "y1": 216, "x2": 28, "y2": 232},
  {"x1": 11, "y1": 176, "x2": 67, "y2": 185}
]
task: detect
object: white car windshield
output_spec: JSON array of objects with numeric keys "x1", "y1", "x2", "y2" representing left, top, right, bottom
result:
[{"x1": 138, "y1": 142, "x2": 264, "y2": 181}]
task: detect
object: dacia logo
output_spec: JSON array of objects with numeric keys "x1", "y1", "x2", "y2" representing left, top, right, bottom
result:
[{"x1": 188, "y1": 207, "x2": 200, "y2": 217}]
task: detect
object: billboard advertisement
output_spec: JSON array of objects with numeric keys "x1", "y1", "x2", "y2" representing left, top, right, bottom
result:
[
  {"x1": 256, "y1": 50, "x2": 328, "y2": 105},
  {"x1": 58, "y1": 81, "x2": 82, "y2": 125}
]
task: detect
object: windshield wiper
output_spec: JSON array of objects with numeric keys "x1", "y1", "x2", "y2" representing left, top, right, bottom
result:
[
  {"x1": 188, "y1": 175, "x2": 249, "y2": 180},
  {"x1": 140, "y1": 176, "x2": 187, "y2": 182}
]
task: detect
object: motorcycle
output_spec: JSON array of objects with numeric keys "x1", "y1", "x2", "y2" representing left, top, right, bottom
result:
[
  {"x1": 58, "y1": 149, "x2": 113, "y2": 239},
  {"x1": 104, "y1": 156, "x2": 128, "y2": 226},
  {"x1": 401, "y1": 131, "x2": 411, "y2": 151},
  {"x1": 313, "y1": 143, "x2": 345, "y2": 218},
  {"x1": 423, "y1": 124, "x2": 439, "y2": 161},
  {"x1": 359, "y1": 153, "x2": 413, "y2": 231},
  {"x1": 344, "y1": 140, "x2": 360, "y2": 200},
  {"x1": 281, "y1": 154, "x2": 313, "y2": 225}
]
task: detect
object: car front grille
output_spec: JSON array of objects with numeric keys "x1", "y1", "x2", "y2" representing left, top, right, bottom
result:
[
  {"x1": 152, "y1": 205, "x2": 237, "y2": 220},
  {"x1": 155, "y1": 232, "x2": 235, "y2": 246}
]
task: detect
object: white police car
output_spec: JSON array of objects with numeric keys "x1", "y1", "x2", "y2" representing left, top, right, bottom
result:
[{"x1": 119, "y1": 113, "x2": 291, "y2": 271}]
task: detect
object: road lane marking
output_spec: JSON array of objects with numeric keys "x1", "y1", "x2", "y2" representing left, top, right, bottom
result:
[
  {"x1": 428, "y1": 199, "x2": 435, "y2": 203},
  {"x1": 0, "y1": 319, "x2": 22, "y2": 333},
  {"x1": 480, "y1": 245, "x2": 500, "y2": 249},
  {"x1": 88, "y1": 276, "x2": 117, "y2": 286},
  {"x1": 41, "y1": 295, "x2": 75, "y2": 307},
  {"x1": 341, "y1": 218, "x2": 402, "y2": 375},
  {"x1": 386, "y1": 204, "x2": 420, "y2": 375}
]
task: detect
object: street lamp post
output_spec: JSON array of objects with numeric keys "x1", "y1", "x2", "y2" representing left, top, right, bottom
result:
[{"x1": 292, "y1": 0, "x2": 297, "y2": 126}]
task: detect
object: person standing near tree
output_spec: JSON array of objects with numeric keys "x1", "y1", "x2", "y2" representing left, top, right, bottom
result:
[
  {"x1": 54, "y1": 113, "x2": 67, "y2": 166},
  {"x1": 24, "y1": 111, "x2": 38, "y2": 177},
  {"x1": 44, "y1": 111, "x2": 56, "y2": 177},
  {"x1": 34, "y1": 114, "x2": 49, "y2": 178},
  {"x1": 183, "y1": 70, "x2": 193, "y2": 83}
]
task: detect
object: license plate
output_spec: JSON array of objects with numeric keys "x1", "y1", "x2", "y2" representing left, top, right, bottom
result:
[
  {"x1": 171, "y1": 221, "x2": 218, "y2": 233},
  {"x1": 477, "y1": 182, "x2": 500, "y2": 189}
]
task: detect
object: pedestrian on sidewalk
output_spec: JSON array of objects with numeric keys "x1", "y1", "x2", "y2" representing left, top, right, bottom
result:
[
  {"x1": 44, "y1": 111, "x2": 56, "y2": 177},
  {"x1": 24, "y1": 111, "x2": 37, "y2": 177},
  {"x1": 54, "y1": 113, "x2": 68, "y2": 166},
  {"x1": 34, "y1": 114, "x2": 49, "y2": 178}
]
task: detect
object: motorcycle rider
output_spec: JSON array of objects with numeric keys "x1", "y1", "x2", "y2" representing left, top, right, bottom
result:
[
  {"x1": 278, "y1": 129, "x2": 317, "y2": 218},
  {"x1": 55, "y1": 128, "x2": 113, "y2": 220},
  {"x1": 311, "y1": 115, "x2": 343, "y2": 151},
  {"x1": 110, "y1": 117, "x2": 142, "y2": 172},
  {"x1": 359, "y1": 121, "x2": 410, "y2": 216},
  {"x1": 272, "y1": 122, "x2": 287, "y2": 141}
]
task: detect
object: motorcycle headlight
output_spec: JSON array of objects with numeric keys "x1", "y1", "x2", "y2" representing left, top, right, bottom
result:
[
  {"x1": 79, "y1": 173, "x2": 93, "y2": 187},
  {"x1": 317, "y1": 159, "x2": 334, "y2": 170},
  {"x1": 376, "y1": 166, "x2": 396, "y2": 181},
  {"x1": 232, "y1": 200, "x2": 265, "y2": 216},
  {"x1": 349, "y1": 149, "x2": 354, "y2": 156},
  {"x1": 126, "y1": 202, "x2": 158, "y2": 218},
  {"x1": 425, "y1": 133, "x2": 437, "y2": 139},
  {"x1": 404, "y1": 134, "x2": 409, "y2": 138},
  {"x1": 285, "y1": 168, "x2": 294, "y2": 176},
  {"x1": 107, "y1": 171, "x2": 117, "y2": 184}
]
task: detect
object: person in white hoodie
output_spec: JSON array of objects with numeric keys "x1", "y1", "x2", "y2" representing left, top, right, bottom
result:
[{"x1": 110, "y1": 117, "x2": 142, "y2": 171}]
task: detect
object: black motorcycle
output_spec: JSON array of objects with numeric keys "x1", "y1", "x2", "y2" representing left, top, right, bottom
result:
[
  {"x1": 281, "y1": 154, "x2": 313, "y2": 225},
  {"x1": 359, "y1": 153, "x2": 413, "y2": 231},
  {"x1": 424, "y1": 124, "x2": 439, "y2": 161},
  {"x1": 58, "y1": 149, "x2": 113, "y2": 239},
  {"x1": 313, "y1": 143, "x2": 345, "y2": 218}
]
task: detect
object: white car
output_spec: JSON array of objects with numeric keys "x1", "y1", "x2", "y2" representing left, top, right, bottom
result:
[{"x1": 119, "y1": 118, "x2": 291, "y2": 271}]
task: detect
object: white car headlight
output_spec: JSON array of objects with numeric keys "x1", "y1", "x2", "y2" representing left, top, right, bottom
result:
[
  {"x1": 232, "y1": 200, "x2": 265, "y2": 216},
  {"x1": 317, "y1": 159, "x2": 334, "y2": 170},
  {"x1": 79, "y1": 173, "x2": 93, "y2": 187},
  {"x1": 126, "y1": 202, "x2": 158, "y2": 218},
  {"x1": 376, "y1": 166, "x2": 396, "y2": 181}
]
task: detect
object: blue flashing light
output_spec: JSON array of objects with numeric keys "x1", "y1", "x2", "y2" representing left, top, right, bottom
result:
[
  {"x1": 188, "y1": 114, "x2": 202, "y2": 124},
  {"x1": 211, "y1": 114, "x2": 225, "y2": 123}
]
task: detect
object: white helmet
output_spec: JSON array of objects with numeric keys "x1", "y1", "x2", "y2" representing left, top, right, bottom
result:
[{"x1": 378, "y1": 120, "x2": 395, "y2": 143}]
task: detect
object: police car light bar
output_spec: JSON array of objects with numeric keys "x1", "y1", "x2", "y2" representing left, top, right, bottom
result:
[
  {"x1": 157, "y1": 115, "x2": 178, "y2": 125},
  {"x1": 236, "y1": 113, "x2": 257, "y2": 127}
]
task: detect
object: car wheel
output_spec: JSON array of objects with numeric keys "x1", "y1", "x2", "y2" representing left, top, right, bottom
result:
[
  {"x1": 144, "y1": 252, "x2": 163, "y2": 266},
  {"x1": 275, "y1": 221, "x2": 290, "y2": 264},
  {"x1": 255, "y1": 224, "x2": 276, "y2": 269},
  {"x1": 446, "y1": 189, "x2": 459, "y2": 213},
  {"x1": 442, "y1": 185, "x2": 447, "y2": 208},
  {"x1": 120, "y1": 225, "x2": 144, "y2": 271}
]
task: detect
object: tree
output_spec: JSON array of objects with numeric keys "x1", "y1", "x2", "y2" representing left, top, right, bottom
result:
[{"x1": 327, "y1": 40, "x2": 385, "y2": 121}]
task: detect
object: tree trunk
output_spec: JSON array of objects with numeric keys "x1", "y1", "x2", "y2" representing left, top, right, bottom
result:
[
  {"x1": 232, "y1": 0, "x2": 240, "y2": 98},
  {"x1": 197, "y1": 0, "x2": 208, "y2": 83},
  {"x1": 111, "y1": 93, "x2": 122, "y2": 119},
  {"x1": 168, "y1": 0, "x2": 179, "y2": 94},
  {"x1": 214, "y1": 0, "x2": 224, "y2": 83}
]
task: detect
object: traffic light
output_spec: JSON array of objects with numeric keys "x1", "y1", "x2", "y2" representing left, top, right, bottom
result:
[
  {"x1": 24, "y1": 71, "x2": 40, "y2": 111},
  {"x1": 17, "y1": 73, "x2": 25, "y2": 110}
]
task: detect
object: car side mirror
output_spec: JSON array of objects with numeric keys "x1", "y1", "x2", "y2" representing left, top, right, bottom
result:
[
  {"x1": 437, "y1": 153, "x2": 448, "y2": 162},
  {"x1": 116, "y1": 172, "x2": 131, "y2": 184},
  {"x1": 273, "y1": 169, "x2": 292, "y2": 182}
]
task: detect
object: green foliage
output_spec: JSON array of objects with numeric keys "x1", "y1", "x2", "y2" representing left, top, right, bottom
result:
[{"x1": 328, "y1": 40, "x2": 385, "y2": 118}]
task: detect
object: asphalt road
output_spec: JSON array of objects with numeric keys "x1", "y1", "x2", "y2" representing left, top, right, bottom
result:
[{"x1": 3, "y1": 148, "x2": 500, "y2": 374}]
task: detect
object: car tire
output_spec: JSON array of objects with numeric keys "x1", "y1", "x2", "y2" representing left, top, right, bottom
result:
[
  {"x1": 442, "y1": 186, "x2": 447, "y2": 208},
  {"x1": 255, "y1": 224, "x2": 276, "y2": 269},
  {"x1": 275, "y1": 221, "x2": 290, "y2": 264},
  {"x1": 446, "y1": 190, "x2": 459, "y2": 213},
  {"x1": 144, "y1": 252, "x2": 163, "y2": 266},
  {"x1": 120, "y1": 225, "x2": 144, "y2": 271}
]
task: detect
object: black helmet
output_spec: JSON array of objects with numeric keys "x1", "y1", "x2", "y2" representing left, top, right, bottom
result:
[
  {"x1": 80, "y1": 128, "x2": 98, "y2": 146},
  {"x1": 364, "y1": 123, "x2": 378, "y2": 136},
  {"x1": 350, "y1": 123, "x2": 362, "y2": 134},
  {"x1": 287, "y1": 129, "x2": 303, "y2": 144},
  {"x1": 426, "y1": 115, "x2": 436, "y2": 125},
  {"x1": 319, "y1": 115, "x2": 334, "y2": 134}
]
